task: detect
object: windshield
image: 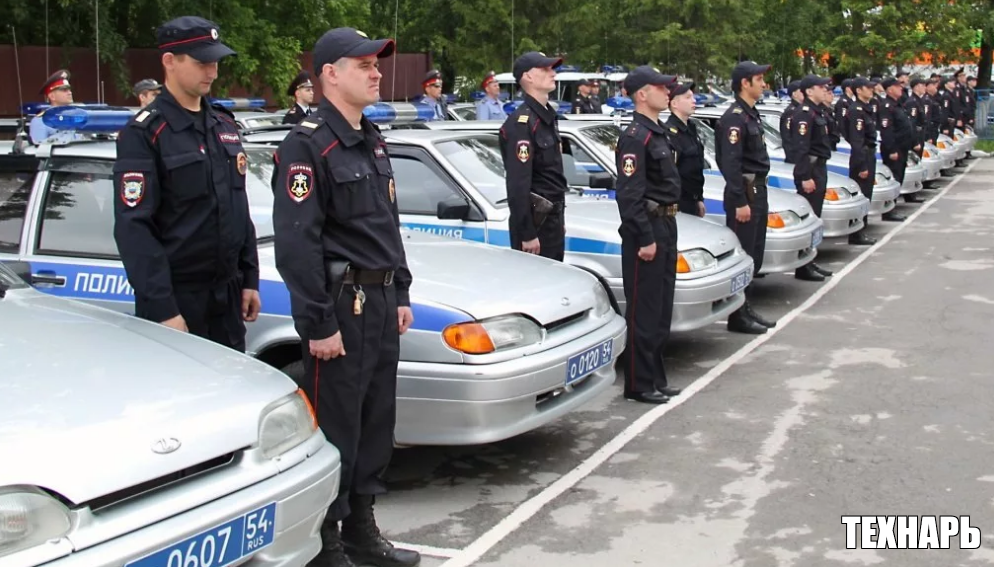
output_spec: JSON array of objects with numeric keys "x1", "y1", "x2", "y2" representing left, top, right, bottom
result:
[
  {"x1": 244, "y1": 147, "x2": 276, "y2": 239},
  {"x1": 0, "y1": 262, "x2": 27, "y2": 291},
  {"x1": 759, "y1": 121, "x2": 784, "y2": 150},
  {"x1": 434, "y1": 135, "x2": 508, "y2": 207},
  {"x1": 691, "y1": 118, "x2": 718, "y2": 155},
  {"x1": 578, "y1": 124, "x2": 623, "y2": 162}
]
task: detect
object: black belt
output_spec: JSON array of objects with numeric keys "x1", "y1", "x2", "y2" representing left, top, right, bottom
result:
[
  {"x1": 647, "y1": 202, "x2": 679, "y2": 218},
  {"x1": 343, "y1": 268, "x2": 394, "y2": 286},
  {"x1": 751, "y1": 175, "x2": 768, "y2": 187}
]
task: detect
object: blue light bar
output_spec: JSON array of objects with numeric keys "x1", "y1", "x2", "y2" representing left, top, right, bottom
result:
[
  {"x1": 41, "y1": 106, "x2": 134, "y2": 132},
  {"x1": 556, "y1": 64, "x2": 581, "y2": 73},
  {"x1": 22, "y1": 102, "x2": 108, "y2": 116},
  {"x1": 209, "y1": 98, "x2": 267, "y2": 109},
  {"x1": 362, "y1": 102, "x2": 437, "y2": 124},
  {"x1": 606, "y1": 96, "x2": 634, "y2": 110}
]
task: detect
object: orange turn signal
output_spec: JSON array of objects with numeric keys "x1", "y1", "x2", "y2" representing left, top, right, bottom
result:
[
  {"x1": 297, "y1": 388, "x2": 318, "y2": 431},
  {"x1": 923, "y1": 149, "x2": 932, "y2": 158},
  {"x1": 443, "y1": 323, "x2": 496, "y2": 354},
  {"x1": 825, "y1": 188, "x2": 840, "y2": 201},
  {"x1": 676, "y1": 253, "x2": 691, "y2": 274},
  {"x1": 767, "y1": 213, "x2": 785, "y2": 228},
  {"x1": 937, "y1": 141, "x2": 948, "y2": 149}
]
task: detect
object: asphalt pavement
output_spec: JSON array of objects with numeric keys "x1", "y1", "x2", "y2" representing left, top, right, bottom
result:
[{"x1": 370, "y1": 158, "x2": 994, "y2": 567}]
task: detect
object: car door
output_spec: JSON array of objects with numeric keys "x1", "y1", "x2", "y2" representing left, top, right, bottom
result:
[
  {"x1": 388, "y1": 145, "x2": 491, "y2": 244},
  {"x1": 20, "y1": 157, "x2": 135, "y2": 314},
  {"x1": 0, "y1": 155, "x2": 41, "y2": 271}
]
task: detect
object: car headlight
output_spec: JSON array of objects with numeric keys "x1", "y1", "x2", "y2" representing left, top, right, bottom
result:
[
  {"x1": 953, "y1": 133, "x2": 963, "y2": 142},
  {"x1": 443, "y1": 315, "x2": 543, "y2": 354},
  {"x1": 937, "y1": 140, "x2": 949, "y2": 149},
  {"x1": 923, "y1": 148, "x2": 932, "y2": 158},
  {"x1": 824, "y1": 188, "x2": 851, "y2": 202},
  {"x1": 845, "y1": 182, "x2": 861, "y2": 195},
  {"x1": 259, "y1": 390, "x2": 317, "y2": 459},
  {"x1": 676, "y1": 248, "x2": 717, "y2": 273},
  {"x1": 767, "y1": 210, "x2": 801, "y2": 228},
  {"x1": 0, "y1": 487, "x2": 71, "y2": 559},
  {"x1": 592, "y1": 283, "x2": 613, "y2": 317}
]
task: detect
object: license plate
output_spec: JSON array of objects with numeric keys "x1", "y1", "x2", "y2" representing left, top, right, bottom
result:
[
  {"x1": 730, "y1": 269, "x2": 751, "y2": 294},
  {"x1": 566, "y1": 339, "x2": 613, "y2": 384},
  {"x1": 127, "y1": 503, "x2": 277, "y2": 567},
  {"x1": 811, "y1": 227, "x2": 824, "y2": 249}
]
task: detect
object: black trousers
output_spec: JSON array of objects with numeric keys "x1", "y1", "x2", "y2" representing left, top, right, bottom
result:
[
  {"x1": 510, "y1": 207, "x2": 565, "y2": 261},
  {"x1": 882, "y1": 148, "x2": 908, "y2": 185},
  {"x1": 298, "y1": 282, "x2": 399, "y2": 522},
  {"x1": 621, "y1": 216, "x2": 678, "y2": 396},
  {"x1": 725, "y1": 184, "x2": 769, "y2": 278},
  {"x1": 678, "y1": 196, "x2": 702, "y2": 216},
  {"x1": 137, "y1": 277, "x2": 246, "y2": 352},
  {"x1": 849, "y1": 151, "x2": 876, "y2": 202},
  {"x1": 793, "y1": 158, "x2": 828, "y2": 217}
]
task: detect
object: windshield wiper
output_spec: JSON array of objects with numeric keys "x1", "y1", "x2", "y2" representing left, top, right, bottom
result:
[
  {"x1": 257, "y1": 235, "x2": 275, "y2": 244},
  {"x1": 495, "y1": 198, "x2": 508, "y2": 205},
  {"x1": 0, "y1": 280, "x2": 8, "y2": 299}
]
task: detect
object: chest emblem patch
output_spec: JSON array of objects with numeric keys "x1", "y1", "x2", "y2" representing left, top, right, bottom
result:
[{"x1": 287, "y1": 163, "x2": 314, "y2": 203}]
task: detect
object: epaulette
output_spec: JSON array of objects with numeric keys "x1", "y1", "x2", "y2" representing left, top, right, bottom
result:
[
  {"x1": 210, "y1": 103, "x2": 236, "y2": 121},
  {"x1": 802, "y1": 105, "x2": 809, "y2": 111},
  {"x1": 669, "y1": 126, "x2": 678, "y2": 134},
  {"x1": 515, "y1": 109, "x2": 531, "y2": 125},
  {"x1": 296, "y1": 115, "x2": 324, "y2": 136},
  {"x1": 732, "y1": 107, "x2": 743, "y2": 114},
  {"x1": 129, "y1": 107, "x2": 161, "y2": 129}
]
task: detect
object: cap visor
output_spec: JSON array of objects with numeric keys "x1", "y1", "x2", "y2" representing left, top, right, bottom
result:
[
  {"x1": 189, "y1": 42, "x2": 237, "y2": 63},
  {"x1": 345, "y1": 38, "x2": 396, "y2": 59},
  {"x1": 541, "y1": 56, "x2": 564, "y2": 69}
]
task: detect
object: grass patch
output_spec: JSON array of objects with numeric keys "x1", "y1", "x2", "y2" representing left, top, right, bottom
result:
[{"x1": 975, "y1": 139, "x2": 994, "y2": 153}]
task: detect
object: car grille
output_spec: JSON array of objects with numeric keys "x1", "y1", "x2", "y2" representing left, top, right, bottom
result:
[
  {"x1": 545, "y1": 310, "x2": 588, "y2": 333},
  {"x1": 716, "y1": 249, "x2": 735, "y2": 262},
  {"x1": 84, "y1": 452, "x2": 237, "y2": 511}
]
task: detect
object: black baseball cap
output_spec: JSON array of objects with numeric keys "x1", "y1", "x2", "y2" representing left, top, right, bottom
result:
[
  {"x1": 841, "y1": 78, "x2": 853, "y2": 90},
  {"x1": 732, "y1": 60, "x2": 771, "y2": 87},
  {"x1": 910, "y1": 77, "x2": 926, "y2": 88},
  {"x1": 880, "y1": 77, "x2": 901, "y2": 89},
  {"x1": 577, "y1": 79, "x2": 591, "y2": 87},
  {"x1": 670, "y1": 81, "x2": 696, "y2": 97},
  {"x1": 157, "y1": 16, "x2": 236, "y2": 63},
  {"x1": 512, "y1": 52, "x2": 563, "y2": 81},
  {"x1": 623, "y1": 66, "x2": 678, "y2": 94},
  {"x1": 851, "y1": 77, "x2": 877, "y2": 90},
  {"x1": 786, "y1": 80, "x2": 802, "y2": 94},
  {"x1": 132, "y1": 78, "x2": 162, "y2": 96},
  {"x1": 800, "y1": 74, "x2": 832, "y2": 91},
  {"x1": 312, "y1": 28, "x2": 395, "y2": 76}
]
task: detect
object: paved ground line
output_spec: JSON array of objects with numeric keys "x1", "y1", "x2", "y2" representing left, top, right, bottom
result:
[
  {"x1": 391, "y1": 541, "x2": 462, "y2": 558},
  {"x1": 439, "y1": 160, "x2": 982, "y2": 567}
]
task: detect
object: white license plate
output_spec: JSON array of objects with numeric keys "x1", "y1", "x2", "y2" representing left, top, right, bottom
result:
[
  {"x1": 566, "y1": 339, "x2": 613, "y2": 385},
  {"x1": 730, "y1": 269, "x2": 751, "y2": 294},
  {"x1": 127, "y1": 503, "x2": 276, "y2": 567},
  {"x1": 811, "y1": 227, "x2": 824, "y2": 248}
]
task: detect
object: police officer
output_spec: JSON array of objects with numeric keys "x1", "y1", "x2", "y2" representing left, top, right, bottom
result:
[
  {"x1": 879, "y1": 77, "x2": 917, "y2": 211},
  {"x1": 415, "y1": 69, "x2": 447, "y2": 121},
  {"x1": 29, "y1": 70, "x2": 83, "y2": 144},
  {"x1": 870, "y1": 76, "x2": 884, "y2": 117},
  {"x1": 666, "y1": 81, "x2": 706, "y2": 217},
  {"x1": 938, "y1": 75, "x2": 960, "y2": 138},
  {"x1": 844, "y1": 77, "x2": 879, "y2": 245},
  {"x1": 614, "y1": 66, "x2": 683, "y2": 405},
  {"x1": 499, "y1": 51, "x2": 568, "y2": 260},
  {"x1": 133, "y1": 78, "x2": 162, "y2": 109},
  {"x1": 896, "y1": 71, "x2": 910, "y2": 104},
  {"x1": 716, "y1": 60, "x2": 775, "y2": 335},
  {"x1": 589, "y1": 80, "x2": 604, "y2": 113},
  {"x1": 835, "y1": 79, "x2": 855, "y2": 129},
  {"x1": 925, "y1": 77, "x2": 942, "y2": 145},
  {"x1": 572, "y1": 79, "x2": 597, "y2": 114},
  {"x1": 788, "y1": 75, "x2": 835, "y2": 280},
  {"x1": 476, "y1": 71, "x2": 507, "y2": 121},
  {"x1": 954, "y1": 68, "x2": 972, "y2": 129},
  {"x1": 270, "y1": 27, "x2": 419, "y2": 567},
  {"x1": 905, "y1": 77, "x2": 927, "y2": 158},
  {"x1": 114, "y1": 16, "x2": 261, "y2": 351},
  {"x1": 965, "y1": 75, "x2": 978, "y2": 129},
  {"x1": 779, "y1": 80, "x2": 803, "y2": 162},
  {"x1": 282, "y1": 70, "x2": 315, "y2": 125}
]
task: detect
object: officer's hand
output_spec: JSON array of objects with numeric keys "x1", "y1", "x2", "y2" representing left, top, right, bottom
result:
[
  {"x1": 802, "y1": 179, "x2": 816, "y2": 193},
  {"x1": 522, "y1": 238, "x2": 541, "y2": 255},
  {"x1": 398, "y1": 307, "x2": 414, "y2": 335},
  {"x1": 735, "y1": 205, "x2": 751, "y2": 223},
  {"x1": 957, "y1": 120, "x2": 963, "y2": 127},
  {"x1": 638, "y1": 242, "x2": 657, "y2": 262},
  {"x1": 161, "y1": 315, "x2": 188, "y2": 333},
  {"x1": 889, "y1": 152, "x2": 899, "y2": 160},
  {"x1": 697, "y1": 201, "x2": 706, "y2": 218},
  {"x1": 242, "y1": 289, "x2": 261, "y2": 322},
  {"x1": 914, "y1": 144, "x2": 922, "y2": 151},
  {"x1": 858, "y1": 170, "x2": 869, "y2": 179},
  {"x1": 310, "y1": 333, "x2": 345, "y2": 361}
]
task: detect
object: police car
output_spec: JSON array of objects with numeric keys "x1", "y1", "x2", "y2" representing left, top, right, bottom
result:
[
  {"x1": 243, "y1": 108, "x2": 755, "y2": 333},
  {"x1": 417, "y1": 119, "x2": 825, "y2": 275},
  {"x1": 0, "y1": 107, "x2": 626, "y2": 447},
  {"x1": 0, "y1": 263, "x2": 341, "y2": 567}
]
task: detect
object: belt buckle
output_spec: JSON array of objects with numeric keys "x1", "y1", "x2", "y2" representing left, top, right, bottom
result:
[
  {"x1": 384, "y1": 271, "x2": 394, "y2": 286},
  {"x1": 667, "y1": 204, "x2": 679, "y2": 216}
]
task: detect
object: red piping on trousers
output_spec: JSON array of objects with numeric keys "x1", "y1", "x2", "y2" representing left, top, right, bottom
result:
[
  {"x1": 312, "y1": 356, "x2": 320, "y2": 426},
  {"x1": 628, "y1": 257, "x2": 639, "y2": 392}
]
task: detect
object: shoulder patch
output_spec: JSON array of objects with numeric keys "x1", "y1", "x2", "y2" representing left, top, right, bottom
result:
[
  {"x1": 856, "y1": 118, "x2": 863, "y2": 131},
  {"x1": 798, "y1": 121, "x2": 808, "y2": 136},
  {"x1": 517, "y1": 114, "x2": 529, "y2": 124},
  {"x1": 120, "y1": 172, "x2": 145, "y2": 207},
  {"x1": 516, "y1": 140, "x2": 531, "y2": 162},
  {"x1": 286, "y1": 163, "x2": 314, "y2": 203},
  {"x1": 621, "y1": 153, "x2": 637, "y2": 176},
  {"x1": 727, "y1": 126, "x2": 741, "y2": 144}
]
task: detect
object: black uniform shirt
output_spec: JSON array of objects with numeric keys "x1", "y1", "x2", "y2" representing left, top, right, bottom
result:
[
  {"x1": 924, "y1": 93, "x2": 942, "y2": 142},
  {"x1": 615, "y1": 112, "x2": 681, "y2": 246},
  {"x1": 571, "y1": 95, "x2": 595, "y2": 114},
  {"x1": 939, "y1": 88, "x2": 960, "y2": 129},
  {"x1": 844, "y1": 101, "x2": 877, "y2": 175},
  {"x1": 878, "y1": 96, "x2": 914, "y2": 153},
  {"x1": 664, "y1": 114, "x2": 705, "y2": 205},
  {"x1": 271, "y1": 98, "x2": 412, "y2": 340},
  {"x1": 715, "y1": 96, "x2": 770, "y2": 210},
  {"x1": 113, "y1": 87, "x2": 259, "y2": 323},
  {"x1": 905, "y1": 94, "x2": 926, "y2": 145},
  {"x1": 499, "y1": 94, "x2": 567, "y2": 242},
  {"x1": 790, "y1": 99, "x2": 833, "y2": 181},
  {"x1": 779, "y1": 99, "x2": 801, "y2": 162},
  {"x1": 282, "y1": 103, "x2": 311, "y2": 125}
]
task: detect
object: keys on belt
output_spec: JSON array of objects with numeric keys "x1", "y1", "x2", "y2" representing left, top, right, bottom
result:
[{"x1": 343, "y1": 268, "x2": 395, "y2": 286}]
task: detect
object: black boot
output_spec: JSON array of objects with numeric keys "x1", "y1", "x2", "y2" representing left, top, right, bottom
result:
[
  {"x1": 794, "y1": 263, "x2": 825, "y2": 282},
  {"x1": 309, "y1": 519, "x2": 358, "y2": 567},
  {"x1": 903, "y1": 194, "x2": 922, "y2": 203},
  {"x1": 881, "y1": 211, "x2": 907, "y2": 222},
  {"x1": 727, "y1": 307, "x2": 767, "y2": 334},
  {"x1": 342, "y1": 495, "x2": 421, "y2": 567},
  {"x1": 744, "y1": 302, "x2": 777, "y2": 328},
  {"x1": 810, "y1": 262, "x2": 833, "y2": 277}
]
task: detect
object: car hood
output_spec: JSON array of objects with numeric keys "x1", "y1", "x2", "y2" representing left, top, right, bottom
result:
[
  {"x1": 563, "y1": 196, "x2": 741, "y2": 258},
  {"x1": 702, "y1": 174, "x2": 813, "y2": 217},
  {"x1": 0, "y1": 290, "x2": 297, "y2": 505},
  {"x1": 257, "y1": 230, "x2": 602, "y2": 327}
]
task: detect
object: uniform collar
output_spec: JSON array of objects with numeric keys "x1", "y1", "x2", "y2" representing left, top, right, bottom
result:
[
  {"x1": 524, "y1": 93, "x2": 556, "y2": 124},
  {"x1": 633, "y1": 110, "x2": 667, "y2": 135},
  {"x1": 734, "y1": 96, "x2": 760, "y2": 118},
  {"x1": 665, "y1": 113, "x2": 690, "y2": 132},
  {"x1": 155, "y1": 86, "x2": 218, "y2": 132},
  {"x1": 318, "y1": 98, "x2": 376, "y2": 147}
]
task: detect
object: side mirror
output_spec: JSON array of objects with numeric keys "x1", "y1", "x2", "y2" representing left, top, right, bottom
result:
[
  {"x1": 588, "y1": 172, "x2": 615, "y2": 189},
  {"x1": 437, "y1": 196, "x2": 471, "y2": 220}
]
